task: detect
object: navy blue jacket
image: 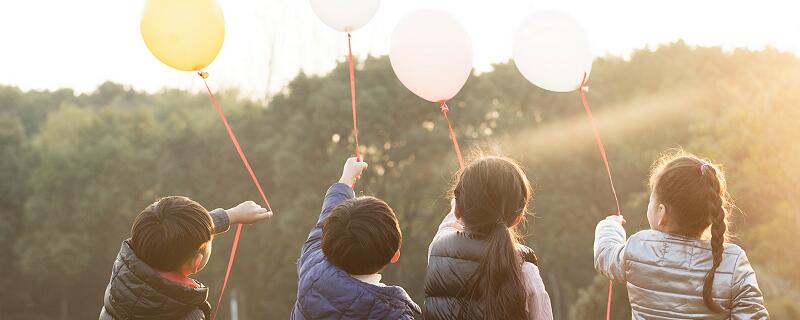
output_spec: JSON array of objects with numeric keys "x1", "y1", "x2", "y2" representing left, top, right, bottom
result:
[{"x1": 291, "y1": 183, "x2": 421, "y2": 319}]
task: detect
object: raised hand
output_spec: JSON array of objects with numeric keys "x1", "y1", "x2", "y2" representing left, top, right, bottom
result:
[
  {"x1": 227, "y1": 201, "x2": 272, "y2": 225},
  {"x1": 338, "y1": 157, "x2": 368, "y2": 186}
]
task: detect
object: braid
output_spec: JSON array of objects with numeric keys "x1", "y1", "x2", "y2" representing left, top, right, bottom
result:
[{"x1": 701, "y1": 169, "x2": 726, "y2": 313}]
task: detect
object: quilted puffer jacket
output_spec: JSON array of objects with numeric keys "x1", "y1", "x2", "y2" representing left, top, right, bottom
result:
[
  {"x1": 291, "y1": 183, "x2": 421, "y2": 320},
  {"x1": 594, "y1": 217, "x2": 769, "y2": 320},
  {"x1": 99, "y1": 209, "x2": 230, "y2": 320},
  {"x1": 424, "y1": 229, "x2": 539, "y2": 320}
]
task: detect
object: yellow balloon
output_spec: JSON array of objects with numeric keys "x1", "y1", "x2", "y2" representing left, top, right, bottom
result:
[{"x1": 140, "y1": 0, "x2": 225, "y2": 71}]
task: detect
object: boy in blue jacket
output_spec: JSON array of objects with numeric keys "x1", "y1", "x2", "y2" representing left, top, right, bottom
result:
[{"x1": 291, "y1": 157, "x2": 421, "y2": 319}]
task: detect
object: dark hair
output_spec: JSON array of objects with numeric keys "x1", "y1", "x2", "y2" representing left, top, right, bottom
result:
[
  {"x1": 322, "y1": 196, "x2": 402, "y2": 275},
  {"x1": 649, "y1": 150, "x2": 731, "y2": 313},
  {"x1": 131, "y1": 196, "x2": 214, "y2": 271},
  {"x1": 453, "y1": 155, "x2": 533, "y2": 320}
]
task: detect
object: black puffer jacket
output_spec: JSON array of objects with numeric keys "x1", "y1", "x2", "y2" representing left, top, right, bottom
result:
[
  {"x1": 99, "y1": 240, "x2": 212, "y2": 320},
  {"x1": 99, "y1": 208, "x2": 230, "y2": 320},
  {"x1": 424, "y1": 230, "x2": 538, "y2": 320}
]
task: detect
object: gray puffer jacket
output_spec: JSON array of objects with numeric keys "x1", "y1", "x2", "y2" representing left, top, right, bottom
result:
[
  {"x1": 99, "y1": 209, "x2": 230, "y2": 320},
  {"x1": 594, "y1": 217, "x2": 769, "y2": 320}
]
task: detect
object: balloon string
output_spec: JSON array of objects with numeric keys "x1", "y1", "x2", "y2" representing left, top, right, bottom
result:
[
  {"x1": 199, "y1": 72, "x2": 273, "y2": 320},
  {"x1": 347, "y1": 34, "x2": 361, "y2": 162},
  {"x1": 579, "y1": 73, "x2": 621, "y2": 215},
  {"x1": 606, "y1": 279, "x2": 614, "y2": 320},
  {"x1": 347, "y1": 33, "x2": 362, "y2": 188},
  {"x1": 578, "y1": 72, "x2": 621, "y2": 320},
  {"x1": 440, "y1": 101, "x2": 464, "y2": 170}
]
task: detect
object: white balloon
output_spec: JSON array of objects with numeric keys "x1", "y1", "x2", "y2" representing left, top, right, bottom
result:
[
  {"x1": 389, "y1": 9, "x2": 473, "y2": 103},
  {"x1": 513, "y1": 11, "x2": 593, "y2": 92},
  {"x1": 309, "y1": 0, "x2": 381, "y2": 32}
]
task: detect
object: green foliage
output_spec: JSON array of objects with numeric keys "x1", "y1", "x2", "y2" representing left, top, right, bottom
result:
[
  {"x1": 568, "y1": 275, "x2": 630, "y2": 320},
  {"x1": 0, "y1": 42, "x2": 798, "y2": 319}
]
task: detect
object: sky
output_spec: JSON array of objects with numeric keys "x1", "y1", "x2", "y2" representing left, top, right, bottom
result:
[{"x1": 1, "y1": 0, "x2": 799, "y2": 98}]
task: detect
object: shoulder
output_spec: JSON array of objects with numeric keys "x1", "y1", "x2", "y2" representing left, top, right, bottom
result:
[
  {"x1": 429, "y1": 230, "x2": 484, "y2": 258},
  {"x1": 298, "y1": 259, "x2": 420, "y2": 315},
  {"x1": 624, "y1": 229, "x2": 663, "y2": 246},
  {"x1": 723, "y1": 242, "x2": 745, "y2": 255},
  {"x1": 521, "y1": 262, "x2": 548, "y2": 296},
  {"x1": 99, "y1": 306, "x2": 114, "y2": 320},
  {"x1": 517, "y1": 244, "x2": 538, "y2": 265},
  {"x1": 628, "y1": 229, "x2": 665, "y2": 242},
  {"x1": 297, "y1": 249, "x2": 328, "y2": 282},
  {"x1": 521, "y1": 262, "x2": 543, "y2": 282},
  {"x1": 429, "y1": 229, "x2": 461, "y2": 247},
  {"x1": 622, "y1": 229, "x2": 666, "y2": 262},
  {"x1": 722, "y1": 242, "x2": 751, "y2": 274},
  {"x1": 385, "y1": 285, "x2": 422, "y2": 315}
]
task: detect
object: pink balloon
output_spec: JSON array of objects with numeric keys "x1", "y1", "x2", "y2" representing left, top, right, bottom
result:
[{"x1": 389, "y1": 9, "x2": 473, "y2": 103}]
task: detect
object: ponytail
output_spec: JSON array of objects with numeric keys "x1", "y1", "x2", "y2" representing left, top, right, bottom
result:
[{"x1": 459, "y1": 223, "x2": 527, "y2": 319}]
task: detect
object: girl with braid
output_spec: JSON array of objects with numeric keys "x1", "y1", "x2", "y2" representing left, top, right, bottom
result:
[{"x1": 594, "y1": 150, "x2": 769, "y2": 319}]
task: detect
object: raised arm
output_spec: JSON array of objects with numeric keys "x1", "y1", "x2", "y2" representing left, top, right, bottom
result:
[
  {"x1": 593, "y1": 215, "x2": 627, "y2": 281},
  {"x1": 210, "y1": 201, "x2": 272, "y2": 235},
  {"x1": 300, "y1": 157, "x2": 367, "y2": 259},
  {"x1": 209, "y1": 209, "x2": 231, "y2": 234},
  {"x1": 437, "y1": 198, "x2": 463, "y2": 233}
]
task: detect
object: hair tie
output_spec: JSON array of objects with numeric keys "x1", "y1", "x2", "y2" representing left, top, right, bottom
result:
[{"x1": 700, "y1": 163, "x2": 710, "y2": 176}]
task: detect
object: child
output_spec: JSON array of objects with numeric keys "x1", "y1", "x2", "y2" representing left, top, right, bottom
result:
[
  {"x1": 291, "y1": 157, "x2": 421, "y2": 319},
  {"x1": 99, "y1": 196, "x2": 271, "y2": 319},
  {"x1": 425, "y1": 155, "x2": 553, "y2": 320},
  {"x1": 594, "y1": 151, "x2": 769, "y2": 319}
]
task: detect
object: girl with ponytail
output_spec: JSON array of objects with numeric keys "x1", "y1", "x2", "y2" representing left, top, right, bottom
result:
[
  {"x1": 424, "y1": 154, "x2": 553, "y2": 320},
  {"x1": 594, "y1": 150, "x2": 769, "y2": 319}
]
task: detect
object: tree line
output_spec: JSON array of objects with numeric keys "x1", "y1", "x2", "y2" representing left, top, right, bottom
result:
[{"x1": 1, "y1": 41, "x2": 798, "y2": 319}]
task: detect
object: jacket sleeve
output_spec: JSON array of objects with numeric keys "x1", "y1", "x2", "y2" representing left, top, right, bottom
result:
[
  {"x1": 593, "y1": 217, "x2": 627, "y2": 282},
  {"x1": 522, "y1": 262, "x2": 554, "y2": 320},
  {"x1": 730, "y1": 251, "x2": 769, "y2": 319},
  {"x1": 299, "y1": 183, "x2": 355, "y2": 264},
  {"x1": 209, "y1": 208, "x2": 230, "y2": 234}
]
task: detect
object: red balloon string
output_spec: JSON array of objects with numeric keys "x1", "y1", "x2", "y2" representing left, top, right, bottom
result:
[
  {"x1": 578, "y1": 72, "x2": 621, "y2": 320},
  {"x1": 347, "y1": 33, "x2": 362, "y2": 189},
  {"x1": 199, "y1": 73, "x2": 273, "y2": 320},
  {"x1": 606, "y1": 278, "x2": 614, "y2": 320},
  {"x1": 347, "y1": 33, "x2": 362, "y2": 163},
  {"x1": 440, "y1": 101, "x2": 464, "y2": 170}
]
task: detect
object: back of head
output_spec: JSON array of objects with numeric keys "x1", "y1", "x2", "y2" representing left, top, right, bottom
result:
[
  {"x1": 322, "y1": 196, "x2": 401, "y2": 275},
  {"x1": 452, "y1": 154, "x2": 532, "y2": 320},
  {"x1": 131, "y1": 196, "x2": 214, "y2": 272},
  {"x1": 649, "y1": 150, "x2": 731, "y2": 313}
]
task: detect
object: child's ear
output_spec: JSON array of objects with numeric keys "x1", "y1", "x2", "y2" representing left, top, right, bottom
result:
[
  {"x1": 658, "y1": 204, "x2": 669, "y2": 227},
  {"x1": 390, "y1": 250, "x2": 400, "y2": 264},
  {"x1": 191, "y1": 252, "x2": 204, "y2": 273}
]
